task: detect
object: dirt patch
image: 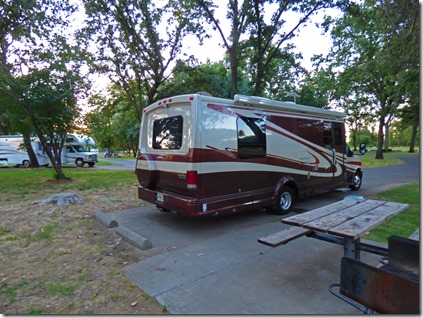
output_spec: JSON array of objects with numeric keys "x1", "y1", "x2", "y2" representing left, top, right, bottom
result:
[{"x1": 0, "y1": 186, "x2": 165, "y2": 314}]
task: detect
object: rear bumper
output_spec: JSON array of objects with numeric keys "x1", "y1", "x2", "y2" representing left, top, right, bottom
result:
[{"x1": 138, "y1": 186, "x2": 269, "y2": 217}]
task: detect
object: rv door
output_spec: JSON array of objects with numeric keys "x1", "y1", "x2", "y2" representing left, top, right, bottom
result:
[
  {"x1": 323, "y1": 122, "x2": 346, "y2": 184},
  {"x1": 331, "y1": 123, "x2": 346, "y2": 184}
]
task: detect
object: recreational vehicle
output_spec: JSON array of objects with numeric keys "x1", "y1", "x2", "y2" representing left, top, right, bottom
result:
[
  {"x1": 0, "y1": 134, "x2": 98, "y2": 168},
  {"x1": 64, "y1": 134, "x2": 98, "y2": 167},
  {"x1": 0, "y1": 136, "x2": 50, "y2": 167},
  {"x1": 135, "y1": 93, "x2": 363, "y2": 217}
]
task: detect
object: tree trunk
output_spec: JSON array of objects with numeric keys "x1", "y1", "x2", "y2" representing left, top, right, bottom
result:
[
  {"x1": 51, "y1": 161, "x2": 68, "y2": 180},
  {"x1": 22, "y1": 132, "x2": 40, "y2": 168},
  {"x1": 229, "y1": 45, "x2": 238, "y2": 97},
  {"x1": 375, "y1": 117, "x2": 385, "y2": 160},
  {"x1": 408, "y1": 119, "x2": 418, "y2": 153},
  {"x1": 384, "y1": 122, "x2": 390, "y2": 150},
  {"x1": 352, "y1": 127, "x2": 357, "y2": 151}
]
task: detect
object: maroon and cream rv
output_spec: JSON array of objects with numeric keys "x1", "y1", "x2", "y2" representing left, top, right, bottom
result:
[{"x1": 135, "y1": 93, "x2": 363, "y2": 217}]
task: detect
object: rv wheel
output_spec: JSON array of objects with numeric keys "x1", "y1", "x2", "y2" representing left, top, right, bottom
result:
[
  {"x1": 75, "y1": 158, "x2": 84, "y2": 167},
  {"x1": 274, "y1": 186, "x2": 294, "y2": 215},
  {"x1": 22, "y1": 160, "x2": 30, "y2": 168},
  {"x1": 88, "y1": 162, "x2": 95, "y2": 167},
  {"x1": 349, "y1": 173, "x2": 362, "y2": 191}
]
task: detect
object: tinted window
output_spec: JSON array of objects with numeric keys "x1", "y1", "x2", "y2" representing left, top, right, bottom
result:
[
  {"x1": 334, "y1": 127, "x2": 343, "y2": 146},
  {"x1": 237, "y1": 117, "x2": 266, "y2": 158},
  {"x1": 323, "y1": 123, "x2": 343, "y2": 147},
  {"x1": 153, "y1": 116, "x2": 183, "y2": 149},
  {"x1": 323, "y1": 122, "x2": 332, "y2": 147}
]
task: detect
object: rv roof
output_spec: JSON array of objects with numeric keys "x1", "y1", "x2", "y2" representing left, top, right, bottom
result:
[
  {"x1": 144, "y1": 94, "x2": 346, "y2": 120},
  {"x1": 233, "y1": 94, "x2": 346, "y2": 119}
]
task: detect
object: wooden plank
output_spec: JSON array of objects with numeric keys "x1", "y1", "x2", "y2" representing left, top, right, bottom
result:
[
  {"x1": 302, "y1": 199, "x2": 386, "y2": 232},
  {"x1": 328, "y1": 202, "x2": 409, "y2": 239},
  {"x1": 282, "y1": 197, "x2": 366, "y2": 226},
  {"x1": 258, "y1": 227, "x2": 312, "y2": 247}
]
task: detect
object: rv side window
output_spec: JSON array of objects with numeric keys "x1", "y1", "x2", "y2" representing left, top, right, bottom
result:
[
  {"x1": 237, "y1": 117, "x2": 266, "y2": 158},
  {"x1": 153, "y1": 115, "x2": 183, "y2": 150},
  {"x1": 323, "y1": 123, "x2": 332, "y2": 148},
  {"x1": 334, "y1": 127, "x2": 343, "y2": 146}
]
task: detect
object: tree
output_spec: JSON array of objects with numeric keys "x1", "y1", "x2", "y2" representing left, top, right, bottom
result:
[
  {"x1": 0, "y1": 0, "x2": 87, "y2": 179},
  {"x1": 81, "y1": 0, "x2": 203, "y2": 118},
  {"x1": 85, "y1": 84, "x2": 140, "y2": 156},
  {"x1": 321, "y1": 0, "x2": 419, "y2": 159},
  {"x1": 157, "y1": 60, "x2": 233, "y2": 99},
  {"x1": 193, "y1": 0, "x2": 345, "y2": 97}
]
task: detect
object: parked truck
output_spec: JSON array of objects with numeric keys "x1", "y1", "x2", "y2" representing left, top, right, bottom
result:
[{"x1": 135, "y1": 93, "x2": 363, "y2": 217}]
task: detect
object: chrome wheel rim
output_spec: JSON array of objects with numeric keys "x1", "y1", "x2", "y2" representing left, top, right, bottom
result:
[
  {"x1": 280, "y1": 192, "x2": 292, "y2": 210},
  {"x1": 354, "y1": 175, "x2": 361, "y2": 188}
]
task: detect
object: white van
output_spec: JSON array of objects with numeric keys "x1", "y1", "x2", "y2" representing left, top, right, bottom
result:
[{"x1": 135, "y1": 93, "x2": 363, "y2": 217}]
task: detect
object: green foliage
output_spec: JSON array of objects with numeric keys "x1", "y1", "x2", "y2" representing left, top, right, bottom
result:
[
  {"x1": 85, "y1": 84, "x2": 140, "y2": 155},
  {"x1": 157, "y1": 61, "x2": 233, "y2": 99},
  {"x1": 318, "y1": 0, "x2": 419, "y2": 158},
  {"x1": 0, "y1": 0, "x2": 89, "y2": 180}
]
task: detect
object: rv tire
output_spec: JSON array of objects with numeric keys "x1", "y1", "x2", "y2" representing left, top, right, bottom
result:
[
  {"x1": 274, "y1": 186, "x2": 294, "y2": 215},
  {"x1": 22, "y1": 160, "x2": 30, "y2": 168},
  {"x1": 349, "y1": 172, "x2": 362, "y2": 191},
  {"x1": 88, "y1": 162, "x2": 95, "y2": 167},
  {"x1": 75, "y1": 158, "x2": 84, "y2": 167}
]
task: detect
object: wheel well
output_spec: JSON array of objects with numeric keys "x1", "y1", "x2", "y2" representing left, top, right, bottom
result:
[
  {"x1": 284, "y1": 180, "x2": 299, "y2": 199},
  {"x1": 274, "y1": 177, "x2": 299, "y2": 200}
]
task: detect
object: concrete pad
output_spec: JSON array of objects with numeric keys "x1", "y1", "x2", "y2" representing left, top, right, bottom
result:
[
  {"x1": 109, "y1": 205, "x2": 281, "y2": 257},
  {"x1": 124, "y1": 220, "x2": 380, "y2": 314}
]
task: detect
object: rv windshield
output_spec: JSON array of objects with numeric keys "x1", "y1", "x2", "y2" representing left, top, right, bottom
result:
[{"x1": 73, "y1": 145, "x2": 92, "y2": 152}]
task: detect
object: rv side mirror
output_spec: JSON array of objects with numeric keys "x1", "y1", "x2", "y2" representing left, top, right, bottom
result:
[
  {"x1": 360, "y1": 143, "x2": 367, "y2": 155},
  {"x1": 347, "y1": 146, "x2": 354, "y2": 157}
]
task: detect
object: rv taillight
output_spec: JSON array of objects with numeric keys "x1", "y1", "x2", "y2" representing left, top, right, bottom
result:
[{"x1": 186, "y1": 171, "x2": 198, "y2": 190}]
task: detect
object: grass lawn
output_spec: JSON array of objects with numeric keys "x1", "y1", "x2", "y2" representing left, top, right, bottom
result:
[
  {"x1": 365, "y1": 183, "x2": 420, "y2": 243},
  {"x1": 0, "y1": 168, "x2": 137, "y2": 196},
  {"x1": 360, "y1": 156, "x2": 404, "y2": 168}
]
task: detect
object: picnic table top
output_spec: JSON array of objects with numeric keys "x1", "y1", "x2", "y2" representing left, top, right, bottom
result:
[{"x1": 282, "y1": 197, "x2": 409, "y2": 240}]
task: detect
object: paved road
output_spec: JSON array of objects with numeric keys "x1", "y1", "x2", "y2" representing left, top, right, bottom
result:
[{"x1": 104, "y1": 154, "x2": 419, "y2": 314}]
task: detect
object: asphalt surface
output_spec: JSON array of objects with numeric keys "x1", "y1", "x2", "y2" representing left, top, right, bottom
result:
[{"x1": 102, "y1": 154, "x2": 420, "y2": 314}]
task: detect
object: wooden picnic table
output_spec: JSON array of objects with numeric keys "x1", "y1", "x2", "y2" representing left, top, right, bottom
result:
[
  {"x1": 259, "y1": 197, "x2": 409, "y2": 260},
  {"x1": 258, "y1": 197, "x2": 417, "y2": 314}
]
